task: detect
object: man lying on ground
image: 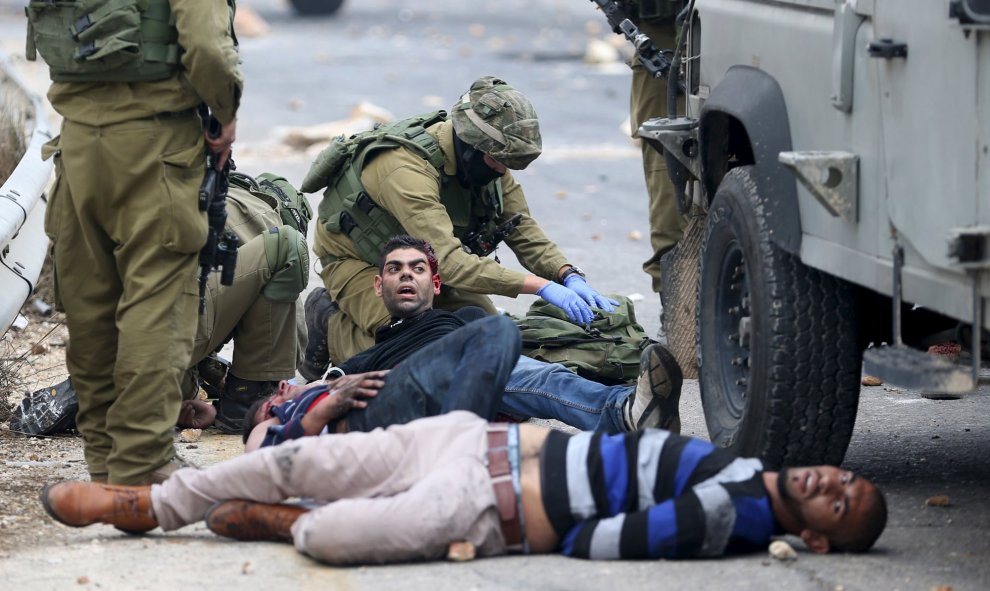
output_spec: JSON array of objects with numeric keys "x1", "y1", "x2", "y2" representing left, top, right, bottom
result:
[
  {"x1": 41, "y1": 411, "x2": 887, "y2": 565},
  {"x1": 251, "y1": 234, "x2": 680, "y2": 450}
]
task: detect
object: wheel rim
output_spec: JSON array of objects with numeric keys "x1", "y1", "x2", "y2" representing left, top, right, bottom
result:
[{"x1": 712, "y1": 239, "x2": 752, "y2": 423}]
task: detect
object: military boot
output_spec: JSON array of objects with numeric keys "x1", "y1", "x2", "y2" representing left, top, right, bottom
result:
[
  {"x1": 40, "y1": 482, "x2": 157, "y2": 534},
  {"x1": 205, "y1": 500, "x2": 308, "y2": 542},
  {"x1": 196, "y1": 353, "x2": 231, "y2": 400},
  {"x1": 299, "y1": 287, "x2": 338, "y2": 381},
  {"x1": 214, "y1": 375, "x2": 278, "y2": 434}
]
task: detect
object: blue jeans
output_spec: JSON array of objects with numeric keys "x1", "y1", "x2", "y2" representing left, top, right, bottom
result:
[
  {"x1": 499, "y1": 356, "x2": 632, "y2": 434},
  {"x1": 346, "y1": 315, "x2": 520, "y2": 432}
]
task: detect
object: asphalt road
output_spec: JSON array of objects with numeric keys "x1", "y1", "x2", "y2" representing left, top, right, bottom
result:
[{"x1": 1, "y1": 0, "x2": 988, "y2": 589}]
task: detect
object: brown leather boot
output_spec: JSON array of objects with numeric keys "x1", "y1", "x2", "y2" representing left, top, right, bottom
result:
[
  {"x1": 40, "y1": 481, "x2": 157, "y2": 534},
  {"x1": 205, "y1": 500, "x2": 308, "y2": 542}
]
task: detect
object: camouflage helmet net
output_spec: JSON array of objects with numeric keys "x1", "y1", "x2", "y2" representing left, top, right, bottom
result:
[{"x1": 450, "y1": 76, "x2": 542, "y2": 170}]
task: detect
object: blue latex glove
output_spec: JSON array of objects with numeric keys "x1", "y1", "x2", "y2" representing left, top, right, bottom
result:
[
  {"x1": 537, "y1": 281, "x2": 594, "y2": 326},
  {"x1": 564, "y1": 274, "x2": 619, "y2": 312}
]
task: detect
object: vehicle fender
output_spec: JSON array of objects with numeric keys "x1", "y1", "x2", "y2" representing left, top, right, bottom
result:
[{"x1": 699, "y1": 65, "x2": 800, "y2": 254}]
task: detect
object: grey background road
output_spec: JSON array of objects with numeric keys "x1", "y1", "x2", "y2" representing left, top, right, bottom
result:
[{"x1": 1, "y1": 0, "x2": 988, "y2": 589}]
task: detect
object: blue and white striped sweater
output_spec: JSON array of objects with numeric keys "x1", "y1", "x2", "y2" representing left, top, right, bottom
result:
[{"x1": 541, "y1": 429, "x2": 779, "y2": 559}]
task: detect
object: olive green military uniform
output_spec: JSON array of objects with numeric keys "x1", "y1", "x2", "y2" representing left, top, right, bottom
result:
[
  {"x1": 313, "y1": 118, "x2": 568, "y2": 363},
  {"x1": 42, "y1": 0, "x2": 243, "y2": 484},
  {"x1": 629, "y1": 8, "x2": 687, "y2": 293},
  {"x1": 182, "y1": 187, "x2": 308, "y2": 400}
]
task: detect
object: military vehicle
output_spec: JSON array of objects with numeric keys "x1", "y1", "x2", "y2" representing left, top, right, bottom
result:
[
  {"x1": 290, "y1": 0, "x2": 345, "y2": 16},
  {"x1": 638, "y1": 0, "x2": 990, "y2": 468}
]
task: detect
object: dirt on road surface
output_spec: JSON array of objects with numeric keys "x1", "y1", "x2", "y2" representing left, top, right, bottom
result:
[{"x1": 0, "y1": 275, "x2": 245, "y2": 558}]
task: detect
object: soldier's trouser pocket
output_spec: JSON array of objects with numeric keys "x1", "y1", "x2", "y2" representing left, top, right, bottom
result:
[
  {"x1": 159, "y1": 141, "x2": 208, "y2": 254},
  {"x1": 42, "y1": 136, "x2": 65, "y2": 311}
]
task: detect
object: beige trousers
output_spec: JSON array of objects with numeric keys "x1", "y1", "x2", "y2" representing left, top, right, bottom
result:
[{"x1": 152, "y1": 411, "x2": 505, "y2": 564}]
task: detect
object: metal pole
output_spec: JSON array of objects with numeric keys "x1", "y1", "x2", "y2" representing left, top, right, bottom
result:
[{"x1": 893, "y1": 245, "x2": 904, "y2": 347}]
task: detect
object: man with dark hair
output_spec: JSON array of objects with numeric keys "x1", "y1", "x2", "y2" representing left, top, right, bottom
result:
[
  {"x1": 244, "y1": 235, "x2": 681, "y2": 449},
  {"x1": 304, "y1": 76, "x2": 615, "y2": 367},
  {"x1": 40, "y1": 411, "x2": 887, "y2": 564},
  {"x1": 235, "y1": 234, "x2": 522, "y2": 449}
]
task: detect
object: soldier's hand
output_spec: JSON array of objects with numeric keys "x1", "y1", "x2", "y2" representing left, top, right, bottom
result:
[
  {"x1": 177, "y1": 399, "x2": 217, "y2": 429},
  {"x1": 537, "y1": 281, "x2": 594, "y2": 326},
  {"x1": 564, "y1": 274, "x2": 619, "y2": 312},
  {"x1": 205, "y1": 117, "x2": 237, "y2": 170}
]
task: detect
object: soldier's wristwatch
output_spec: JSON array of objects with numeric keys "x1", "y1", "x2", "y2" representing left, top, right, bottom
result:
[{"x1": 559, "y1": 265, "x2": 586, "y2": 283}]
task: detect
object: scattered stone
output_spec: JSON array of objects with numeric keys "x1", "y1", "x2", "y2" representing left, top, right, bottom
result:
[
  {"x1": 77, "y1": 575, "x2": 90, "y2": 585},
  {"x1": 421, "y1": 94, "x2": 446, "y2": 109},
  {"x1": 279, "y1": 102, "x2": 394, "y2": 152},
  {"x1": 31, "y1": 299, "x2": 52, "y2": 316},
  {"x1": 768, "y1": 540, "x2": 797, "y2": 561},
  {"x1": 242, "y1": 561, "x2": 254, "y2": 575},
  {"x1": 584, "y1": 37, "x2": 620, "y2": 65},
  {"x1": 628, "y1": 230, "x2": 642, "y2": 241},
  {"x1": 447, "y1": 541, "x2": 476, "y2": 561},
  {"x1": 927, "y1": 342, "x2": 961, "y2": 363},
  {"x1": 930, "y1": 586, "x2": 953, "y2": 591},
  {"x1": 31, "y1": 342, "x2": 50, "y2": 355},
  {"x1": 287, "y1": 98, "x2": 304, "y2": 112},
  {"x1": 467, "y1": 23, "x2": 486, "y2": 38},
  {"x1": 925, "y1": 495, "x2": 950, "y2": 507},
  {"x1": 233, "y1": 6, "x2": 269, "y2": 38},
  {"x1": 555, "y1": 190, "x2": 567, "y2": 199},
  {"x1": 861, "y1": 375, "x2": 883, "y2": 387},
  {"x1": 591, "y1": 233, "x2": 603, "y2": 241},
  {"x1": 179, "y1": 429, "x2": 202, "y2": 444}
]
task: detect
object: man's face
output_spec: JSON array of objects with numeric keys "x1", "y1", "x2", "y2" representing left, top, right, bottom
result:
[
  {"x1": 374, "y1": 247, "x2": 441, "y2": 318},
  {"x1": 250, "y1": 380, "x2": 310, "y2": 426},
  {"x1": 778, "y1": 466, "x2": 879, "y2": 545}
]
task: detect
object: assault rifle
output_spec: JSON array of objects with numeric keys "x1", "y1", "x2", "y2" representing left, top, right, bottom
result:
[
  {"x1": 197, "y1": 108, "x2": 239, "y2": 314},
  {"x1": 589, "y1": 0, "x2": 672, "y2": 79},
  {"x1": 463, "y1": 213, "x2": 523, "y2": 258}
]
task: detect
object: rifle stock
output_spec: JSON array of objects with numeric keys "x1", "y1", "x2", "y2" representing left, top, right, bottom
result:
[
  {"x1": 589, "y1": 0, "x2": 672, "y2": 79},
  {"x1": 196, "y1": 108, "x2": 239, "y2": 314}
]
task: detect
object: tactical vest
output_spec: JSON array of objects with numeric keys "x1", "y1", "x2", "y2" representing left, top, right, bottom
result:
[
  {"x1": 228, "y1": 171, "x2": 313, "y2": 237},
  {"x1": 302, "y1": 111, "x2": 505, "y2": 267},
  {"x1": 25, "y1": 0, "x2": 204, "y2": 83}
]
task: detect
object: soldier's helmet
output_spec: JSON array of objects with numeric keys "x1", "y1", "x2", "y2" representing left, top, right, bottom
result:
[{"x1": 450, "y1": 76, "x2": 542, "y2": 170}]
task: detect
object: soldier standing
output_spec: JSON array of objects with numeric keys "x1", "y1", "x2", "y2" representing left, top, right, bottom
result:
[
  {"x1": 626, "y1": 1, "x2": 687, "y2": 331},
  {"x1": 302, "y1": 76, "x2": 615, "y2": 370},
  {"x1": 28, "y1": 0, "x2": 243, "y2": 484}
]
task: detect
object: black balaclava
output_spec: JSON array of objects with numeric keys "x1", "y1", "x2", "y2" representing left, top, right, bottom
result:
[{"x1": 453, "y1": 131, "x2": 504, "y2": 187}]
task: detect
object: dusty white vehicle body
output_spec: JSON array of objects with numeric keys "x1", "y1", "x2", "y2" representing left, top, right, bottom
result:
[{"x1": 641, "y1": 0, "x2": 989, "y2": 467}]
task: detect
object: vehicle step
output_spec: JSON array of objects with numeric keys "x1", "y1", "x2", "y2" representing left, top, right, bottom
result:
[{"x1": 863, "y1": 345, "x2": 975, "y2": 393}]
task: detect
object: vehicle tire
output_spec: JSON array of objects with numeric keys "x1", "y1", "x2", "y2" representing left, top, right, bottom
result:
[
  {"x1": 697, "y1": 166, "x2": 861, "y2": 469},
  {"x1": 289, "y1": 0, "x2": 345, "y2": 16}
]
